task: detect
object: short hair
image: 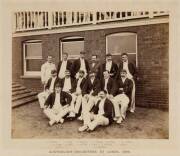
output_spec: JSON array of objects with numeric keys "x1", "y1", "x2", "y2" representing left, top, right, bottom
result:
[
  {"x1": 106, "y1": 53, "x2": 112, "y2": 57},
  {"x1": 63, "y1": 52, "x2": 68, "y2": 56},
  {"x1": 120, "y1": 69, "x2": 127, "y2": 73},
  {"x1": 99, "y1": 90, "x2": 107, "y2": 94},
  {"x1": 80, "y1": 51, "x2": 85, "y2": 54},
  {"x1": 51, "y1": 69, "x2": 57, "y2": 74},
  {"x1": 121, "y1": 53, "x2": 128, "y2": 57},
  {"x1": 55, "y1": 83, "x2": 61, "y2": 88}
]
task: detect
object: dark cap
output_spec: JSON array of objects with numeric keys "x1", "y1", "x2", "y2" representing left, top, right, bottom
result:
[
  {"x1": 106, "y1": 53, "x2": 112, "y2": 57},
  {"x1": 51, "y1": 69, "x2": 57, "y2": 74},
  {"x1": 55, "y1": 83, "x2": 61, "y2": 88},
  {"x1": 121, "y1": 53, "x2": 128, "y2": 56}
]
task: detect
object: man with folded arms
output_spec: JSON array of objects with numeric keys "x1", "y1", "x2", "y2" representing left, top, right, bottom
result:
[
  {"x1": 78, "y1": 90, "x2": 114, "y2": 132},
  {"x1": 112, "y1": 69, "x2": 133, "y2": 124},
  {"x1": 43, "y1": 83, "x2": 72, "y2": 126},
  {"x1": 38, "y1": 69, "x2": 60, "y2": 109}
]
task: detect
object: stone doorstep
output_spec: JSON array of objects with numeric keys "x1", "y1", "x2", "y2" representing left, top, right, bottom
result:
[
  {"x1": 12, "y1": 96, "x2": 38, "y2": 108},
  {"x1": 12, "y1": 91, "x2": 37, "y2": 101}
]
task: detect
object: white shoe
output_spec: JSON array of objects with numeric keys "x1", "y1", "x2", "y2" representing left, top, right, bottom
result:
[
  {"x1": 78, "y1": 125, "x2": 88, "y2": 132},
  {"x1": 116, "y1": 117, "x2": 123, "y2": 124},
  {"x1": 113, "y1": 117, "x2": 118, "y2": 121},
  {"x1": 49, "y1": 120, "x2": 56, "y2": 126},
  {"x1": 68, "y1": 112, "x2": 75, "y2": 117},
  {"x1": 130, "y1": 109, "x2": 135, "y2": 113},
  {"x1": 78, "y1": 115, "x2": 83, "y2": 121},
  {"x1": 59, "y1": 118, "x2": 64, "y2": 124}
]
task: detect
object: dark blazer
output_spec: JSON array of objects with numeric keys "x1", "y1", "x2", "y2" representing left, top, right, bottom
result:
[
  {"x1": 45, "y1": 77, "x2": 61, "y2": 91},
  {"x1": 44, "y1": 91, "x2": 72, "y2": 108},
  {"x1": 89, "y1": 61, "x2": 100, "y2": 73},
  {"x1": 60, "y1": 77, "x2": 77, "y2": 93},
  {"x1": 72, "y1": 59, "x2": 90, "y2": 76},
  {"x1": 101, "y1": 77, "x2": 115, "y2": 95},
  {"x1": 114, "y1": 78, "x2": 133, "y2": 100},
  {"x1": 57, "y1": 60, "x2": 72, "y2": 76},
  {"x1": 117, "y1": 62, "x2": 137, "y2": 79},
  {"x1": 82, "y1": 78, "x2": 101, "y2": 96},
  {"x1": 76, "y1": 77, "x2": 87, "y2": 91},
  {"x1": 91, "y1": 98, "x2": 114, "y2": 124},
  {"x1": 98, "y1": 62, "x2": 118, "y2": 79}
]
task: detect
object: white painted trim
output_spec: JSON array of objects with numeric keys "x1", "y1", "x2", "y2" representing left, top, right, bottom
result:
[{"x1": 13, "y1": 16, "x2": 169, "y2": 37}]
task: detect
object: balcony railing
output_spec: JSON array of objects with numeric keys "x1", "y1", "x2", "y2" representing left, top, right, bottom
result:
[{"x1": 13, "y1": 11, "x2": 169, "y2": 32}]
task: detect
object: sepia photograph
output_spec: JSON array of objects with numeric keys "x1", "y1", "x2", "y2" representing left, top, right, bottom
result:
[
  {"x1": 11, "y1": 10, "x2": 169, "y2": 139},
  {"x1": 1, "y1": 0, "x2": 180, "y2": 156}
]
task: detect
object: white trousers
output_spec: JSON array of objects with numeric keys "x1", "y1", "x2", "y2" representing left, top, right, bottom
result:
[
  {"x1": 83, "y1": 112, "x2": 109, "y2": 131},
  {"x1": 43, "y1": 105, "x2": 70, "y2": 122},
  {"x1": 37, "y1": 91, "x2": 50, "y2": 108},
  {"x1": 112, "y1": 94, "x2": 129, "y2": 119},
  {"x1": 72, "y1": 94, "x2": 83, "y2": 114},
  {"x1": 130, "y1": 79, "x2": 136, "y2": 112},
  {"x1": 82, "y1": 95, "x2": 99, "y2": 113}
]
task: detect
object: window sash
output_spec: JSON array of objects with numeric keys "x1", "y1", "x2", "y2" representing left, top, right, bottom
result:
[
  {"x1": 60, "y1": 37, "x2": 84, "y2": 60},
  {"x1": 23, "y1": 41, "x2": 42, "y2": 76},
  {"x1": 106, "y1": 33, "x2": 138, "y2": 67}
]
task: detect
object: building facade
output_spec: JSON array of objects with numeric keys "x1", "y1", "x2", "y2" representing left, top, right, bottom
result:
[{"x1": 12, "y1": 11, "x2": 169, "y2": 109}]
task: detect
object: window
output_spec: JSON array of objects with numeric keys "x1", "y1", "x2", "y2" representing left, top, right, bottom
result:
[
  {"x1": 23, "y1": 40, "x2": 43, "y2": 76},
  {"x1": 60, "y1": 37, "x2": 84, "y2": 60},
  {"x1": 106, "y1": 32, "x2": 138, "y2": 66}
]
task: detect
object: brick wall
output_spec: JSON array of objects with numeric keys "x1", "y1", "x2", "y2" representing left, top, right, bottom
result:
[{"x1": 12, "y1": 23, "x2": 169, "y2": 109}]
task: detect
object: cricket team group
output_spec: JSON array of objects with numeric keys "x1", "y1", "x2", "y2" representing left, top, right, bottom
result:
[{"x1": 38, "y1": 51, "x2": 137, "y2": 132}]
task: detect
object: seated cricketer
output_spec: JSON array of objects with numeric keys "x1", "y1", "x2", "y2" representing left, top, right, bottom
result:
[
  {"x1": 112, "y1": 69, "x2": 133, "y2": 124},
  {"x1": 100, "y1": 70, "x2": 115, "y2": 99},
  {"x1": 78, "y1": 90, "x2": 114, "y2": 132},
  {"x1": 117, "y1": 53, "x2": 137, "y2": 113},
  {"x1": 37, "y1": 69, "x2": 60, "y2": 109},
  {"x1": 59, "y1": 70, "x2": 77, "y2": 117},
  {"x1": 43, "y1": 83, "x2": 73, "y2": 126},
  {"x1": 71, "y1": 70, "x2": 87, "y2": 118},
  {"x1": 81, "y1": 70, "x2": 101, "y2": 114}
]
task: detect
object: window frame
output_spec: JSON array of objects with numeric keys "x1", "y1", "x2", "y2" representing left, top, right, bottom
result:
[
  {"x1": 60, "y1": 36, "x2": 84, "y2": 60},
  {"x1": 23, "y1": 40, "x2": 43, "y2": 76},
  {"x1": 106, "y1": 32, "x2": 138, "y2": 67}
]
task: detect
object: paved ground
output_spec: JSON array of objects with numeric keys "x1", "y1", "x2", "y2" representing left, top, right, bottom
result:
[{"x1": 12, "y1": 102, "x2": 168, "y2": 139}]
